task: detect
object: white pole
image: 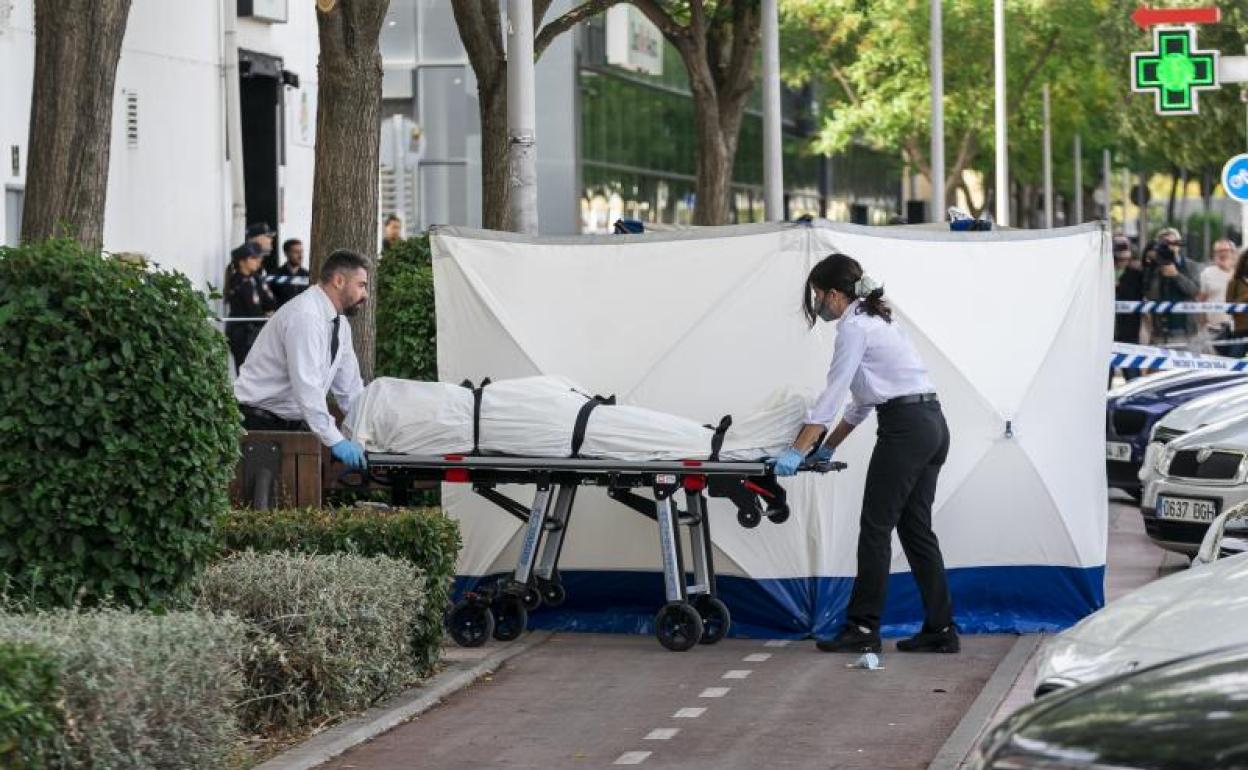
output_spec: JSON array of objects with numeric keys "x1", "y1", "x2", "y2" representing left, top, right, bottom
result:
[
  {"x1": 1102, "y1": 147, "x2": 1112, "y2": 224},
  {"x1": 930, "y1": 0, "x2": 945, "y2": 221},
  {"x1": 762, "y1": 0, "x2": 783, "y2": 221},
  {"x1": 506, "y1": 0, "x2": 538, "y2": 234},
  {"x1": 222, "y1": 0, "x2": 247, "y2": 244},
  {"x1": 1042, "y1": 84, "x2": 1053, "y2": 228},
  {"x1": 1242, "y1": 45, "x2": 1248, "y2": 247},
  {"x1": 1073, "y1": 133, "x2": 1083, "y2": 225},
  {"x1": 993, "y1": 0, "x2": 1008, "y2": 225}
]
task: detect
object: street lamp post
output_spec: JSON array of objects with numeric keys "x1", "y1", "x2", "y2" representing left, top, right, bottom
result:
[
  {"x1": 1043, "y1": 83, "x2": 1053, "y2": 228},
  {"x1": 930, "y1": 0, "x2": 945, "y2": 221},
  {"x1": 762, "y1": 0, "x2": 783, "y2": 221},
  {"x1": 507, "y1": 0, "x2": 538, "y2": 234}
]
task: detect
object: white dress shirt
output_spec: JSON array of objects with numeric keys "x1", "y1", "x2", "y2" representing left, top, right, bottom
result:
[
  {"x1": 806, "y1": 300, "x2": 935, "y2": 427},
  {"x1": 234, "y1": 285, "x2": 364, "y2": 447}
]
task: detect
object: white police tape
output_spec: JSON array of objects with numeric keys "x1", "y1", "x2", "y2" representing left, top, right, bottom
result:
[
  {"x1": 266, "y1": 274, "x2": 310, "y2": 287},
  {"x1": 1111, "y1": 342, "x2": 1248, "y2": 372},
  {"x1": 1116, "y1": 301, "x2": 1248, "y2": 314}
]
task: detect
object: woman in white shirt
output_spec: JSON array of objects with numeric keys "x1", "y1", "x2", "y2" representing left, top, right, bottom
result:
[{"x1": 772, "y1": 253, "x2": 956, "y2": 655}]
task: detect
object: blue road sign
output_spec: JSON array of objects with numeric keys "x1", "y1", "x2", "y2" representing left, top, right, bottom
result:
[{"x1": 1223, "y1": 154, "x2": 1248, "y2": 204}]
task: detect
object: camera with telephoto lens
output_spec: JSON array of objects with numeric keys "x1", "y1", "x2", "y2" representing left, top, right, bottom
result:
[{"x1": 1154, "y1": 242, "x2": 1177, "y2": 266}]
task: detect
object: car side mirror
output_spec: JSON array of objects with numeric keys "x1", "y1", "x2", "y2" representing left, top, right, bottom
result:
[{"x1": 1195, "y1": 501, "x2": 1248, "y2": 566}]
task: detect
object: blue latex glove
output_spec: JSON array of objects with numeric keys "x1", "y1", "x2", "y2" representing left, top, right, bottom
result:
[
  {"x1": 331, "y1": 439, "x2": 368, "y2": 469},
  {"x1": 772, "y1": 448, "x2": 804, "y2": 477},
  {"x1": 811, "y1": 445, "x2": 834, "y2": 463}
]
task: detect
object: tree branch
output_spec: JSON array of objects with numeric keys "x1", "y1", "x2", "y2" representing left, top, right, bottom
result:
[
  {"x1": 828, "y1": 62, "x2": 859, "y2": 106},
  {"x1": 722, "y1": 0, "x2": 760, "y2": 102},
  {"x1": 535, "y1": 0, "x2": 623, "y2": 60},
  {"x1": 535, "y1": 0, "x2": 555, "y2": 29},
  {"x1": 1009, "y1": 29, "x2": 1060, "y2": 112},
  {"x1": 629, "y1": 0, "x2": 690, "y2": 43}
]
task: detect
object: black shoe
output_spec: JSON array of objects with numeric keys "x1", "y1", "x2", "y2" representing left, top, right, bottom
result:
[
  {"x1": 896, "y1": 624, "x2": 960, "y2": 653},
  {"x1": 815, "y1": 624, "x2": 882, "y2": 653}
]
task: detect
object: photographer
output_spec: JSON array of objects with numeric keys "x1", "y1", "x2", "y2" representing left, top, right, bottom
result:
[{"x1": 1144, "y1": 228, "x2": 1202, "y2": 343}]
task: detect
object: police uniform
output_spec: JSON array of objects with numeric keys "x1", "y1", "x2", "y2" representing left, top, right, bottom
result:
[{"x1": 809, "y1": 300, "x2": 954, "y2": 646}]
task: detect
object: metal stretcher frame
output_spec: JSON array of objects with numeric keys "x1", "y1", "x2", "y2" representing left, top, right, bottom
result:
[{"x1": 368, "y1": 452, "x2": 844, "y2": 651}]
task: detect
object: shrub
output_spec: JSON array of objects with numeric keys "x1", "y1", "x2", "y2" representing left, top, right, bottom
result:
[
  {"x1": 217, "y1": 506, "x2": 460, "y2": 675},
  {"x1": 376, "y1": 233, "x2": 436, "y2": 381},
  {"x1": 0, "y1": 240, "x2": 240, "y2": 608},
  {"x1": 195, "y1": 551, "x2": 425, "y2": 734},
  {"x1": 0, "y1": 641, "x2": 64, "y2": 769},
  {"x1": 0, "y1": 608, "x2": 247, "y2": 769}
]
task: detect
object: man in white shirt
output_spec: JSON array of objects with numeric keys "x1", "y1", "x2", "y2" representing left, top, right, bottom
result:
[
  {"x1": 234, "y1": 249, "x2": 370, "y2": 469},
  {"x1": 1199, "y1": 239, "x2": 1238, "y2": 336}
]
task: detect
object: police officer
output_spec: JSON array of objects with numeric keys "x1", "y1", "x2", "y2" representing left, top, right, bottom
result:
[
  {"x1": 224, "y1": 241, "x2": 277, "y2": 366},
  {"x1": 234, "y1": 249, "x2": 370, "y2": 470},
  {"x1": 772, "y1": 252, "x2": 957, "y2": 654}
]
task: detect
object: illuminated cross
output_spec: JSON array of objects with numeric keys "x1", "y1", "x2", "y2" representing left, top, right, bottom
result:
[{"x1": 1131, "y1": 27, "x2": 1219, "y2": 116}]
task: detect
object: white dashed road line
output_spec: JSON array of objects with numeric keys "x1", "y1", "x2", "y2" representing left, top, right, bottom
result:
[
  {"x1": 614, "y1": 751, "x2": 652, "y2": 765},
  {"x1": 743, "y1": 653, "x2": 772, "y2": 663},
  {"x1": 699, "y1": 687, "x2": 731, "y2": 698},
  {"x1": 673, "y1": 707, "x2": 707, "y2": 718},
  {"x1": 645, "y1": 728, "x2": 680, "y2": 740},
  {"x1": 723, "y1": 669, "x2": 752, "y2": 679}
]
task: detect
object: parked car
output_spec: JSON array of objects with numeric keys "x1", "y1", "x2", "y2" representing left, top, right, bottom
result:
[
  {"x1": 1140, "y1": 414, "x2": 1248, "y2": 554},
  {"x1": 1033, "y1": 518, "x2": 1248, "y2": 696},
  {"x1": 971, "y1": 644, "x2": 1248, "y2": 770},
  {"x1": 1106, "y1": 369, "x2": 1248, "y2": 498}
]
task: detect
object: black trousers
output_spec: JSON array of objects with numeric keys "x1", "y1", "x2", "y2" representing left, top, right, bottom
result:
[{"x1": 845, "y1": 400, "x2": 954, "y2": 633}]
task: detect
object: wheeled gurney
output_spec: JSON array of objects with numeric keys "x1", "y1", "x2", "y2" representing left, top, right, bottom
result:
[{"x1": 369, "y1": 452, "x2": 844, "y2": 651}]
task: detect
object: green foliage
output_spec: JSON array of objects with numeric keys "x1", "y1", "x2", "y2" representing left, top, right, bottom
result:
[
  {"x1": 195, "y1": 552, "x2": 425, "y2": 734},
  {"x1": 0, "y1": 239, "x2": 240, "y2": 608},
  {"x1": 376, "y1": 234, "x2": 437, "y2": 381},
  {"x1": 217, "y1": 506, "x2": 461, "y2": 676},
  {"x1": 0, "y1": 641, "x2": 64, "y2": 769},
  {"x1": 0, "y1": 608, "x2": 248, "y2": 769}
]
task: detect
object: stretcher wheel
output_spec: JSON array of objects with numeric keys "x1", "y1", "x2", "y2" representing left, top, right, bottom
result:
[
  {"x1": 767, "y1": 506, "x2": 790, "y2": 524},
  {"x1": 492, "y1": 595, "x2": 528, "y2": 642},
  {"x1": 693, "y1": 595, "x2": 731, "y2": 645},
  {"x1": 654, "y1": 601, "x2": 704, "y2": 652},
  {"x1": 737, "y1": 506, "x2": 762, "y2": 529},
  {"x1": 520, "y1": 585, "x2": 543, "y2": 611},
  {"x1": 447, "y1": 601, "x2": 494, "y2": 648},
  {"x1": 541, "y1": 582, "x2": 567, "y2": 608}
]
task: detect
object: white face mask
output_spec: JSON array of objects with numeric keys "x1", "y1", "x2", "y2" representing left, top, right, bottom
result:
[{"x1": 818, "y1": 293, "x2": 839, "y2": 322}]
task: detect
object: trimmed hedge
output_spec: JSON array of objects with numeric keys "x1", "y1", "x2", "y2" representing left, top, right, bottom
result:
[
  {"x1": 376, "y1": 233, "x2": 436, "y2": 381},
  {"x1": 0, "y1": 240, "x2": 240, "y2": 608},
  {"x1": 195, "y1": 552, "x2": 425, "y2": 734},
  {"x1": 0, "y1": 641, "x2": 64, "y2": 769},
  {"x1": 217, "y1": 506, "x2": 461, "y2": 675},
  {"x1": 0, "y1": 609, "x2": 248, "y2": 769}
]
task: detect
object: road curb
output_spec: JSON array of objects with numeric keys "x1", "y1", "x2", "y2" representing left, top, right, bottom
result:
[
  {"x1": 254, "y1": 631, "x2": 553, "y2": 770},
  {"x1": 926, "y1": 634, "x2": 1043, "y2": 770}
]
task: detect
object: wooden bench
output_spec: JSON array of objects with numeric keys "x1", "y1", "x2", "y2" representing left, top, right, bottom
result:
[{"x1": 230, "y1": 430, "x2": 328, "y2": 509}]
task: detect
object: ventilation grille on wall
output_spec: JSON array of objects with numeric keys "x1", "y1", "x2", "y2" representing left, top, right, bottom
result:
[{"x1": 123, "y1": 90, "x2": 138, "y2": 148}]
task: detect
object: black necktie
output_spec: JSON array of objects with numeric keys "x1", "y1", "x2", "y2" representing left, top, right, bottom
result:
[{"x1": 330, "y1": 316, "x2": 340, "y2": 363}]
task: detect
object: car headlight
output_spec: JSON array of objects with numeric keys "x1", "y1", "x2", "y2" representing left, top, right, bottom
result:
[{"x1": 1156, "y1": 447, "x2": 1174, "y2": 475}]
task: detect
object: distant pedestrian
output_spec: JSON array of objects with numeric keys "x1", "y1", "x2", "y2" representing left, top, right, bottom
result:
[
  {"x1": 383, "y1": 214, "x2": 402, "y2": 252},
  {"x1": 1113, "y1": 237, "x2": 1145, "y2": 381},
  {"x1": 1199, "y1": 239, "x2": 1237, "y2": 342},
  {"x1": 1225, "y1": 246, "x2": 1248, "y2": 358},
  {"x1": 225, "y1": 242, "x2": 277, "y2": 367},
  {"x1": 1145, "y1": 227, "x2": 1202, "y2": 343},
  {"x1": 270, "y1": 238, "x2": 310, "y2": 308}
]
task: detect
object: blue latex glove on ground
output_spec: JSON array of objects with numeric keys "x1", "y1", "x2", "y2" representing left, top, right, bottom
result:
[
  {"x1": 331, "y1": 439, "x2": 368, "y2": 469},
  {"x1": 772, "y1": 447, "x2": 804, "y2": 477},
  {"x1": 811, "y1": 445, "x2": 834, "y2": 463}
]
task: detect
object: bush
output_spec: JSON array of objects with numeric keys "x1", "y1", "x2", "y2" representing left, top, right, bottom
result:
[
  {"x1": 0, "y1": 240, "x2": 240, "y2": 608},
  {"x1": 0, "y1": 641, "x2": 64, "y2": 769},
  {"x1": 217, "y1": 506, "x2": 461, "y2": 676},
  {"x1": 195, "y1": 552, "x2": 426, "y2": 734},
  {"x1": 376, "y1": 233, "x2": 436, "y2": 381},
  {"x1": 0, "y1": 608, "x2": 247, "y2": 769}
]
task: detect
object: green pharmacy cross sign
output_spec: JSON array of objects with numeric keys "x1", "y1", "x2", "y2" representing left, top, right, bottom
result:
[{"x1": 1132, "y1": 27, "x2": 1220, "y2": 115}]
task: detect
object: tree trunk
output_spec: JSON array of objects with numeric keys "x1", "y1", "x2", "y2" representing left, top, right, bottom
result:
[
  {"x1": 1166, "y1": 166, "x2": 1179, "y2": 227},
  {"x1": 311, "y1": 0, "x2": 390, "y2": 382},
  {"x1": 479, "y1": 70, "x2": 512, "y2": 230},
  {"x1": 690, "y1": 83, "x2": 732, "y2": 225},
  {"x1": 21, "y1": 0, "x2": 132, "y2": 247}
]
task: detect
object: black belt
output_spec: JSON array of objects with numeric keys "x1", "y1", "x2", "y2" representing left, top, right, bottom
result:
[
  {"x1": 877, "y1": 392, "x2": 939, "y2": 411},
  {"x1": 239, "y1": 403, "x2": 307, "y2": 431}
]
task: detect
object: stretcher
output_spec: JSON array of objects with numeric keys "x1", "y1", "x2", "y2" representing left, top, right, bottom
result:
[{"x1": 369, "y1": 452, "x2": 844, "y2": 651}]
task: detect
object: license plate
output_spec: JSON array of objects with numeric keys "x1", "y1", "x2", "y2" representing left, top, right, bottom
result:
[
  {"x1": 1157, "y1": 496, "x2": 1219, "y2": 523},
  {"x1": 1106, "y1": 442, "x2": 1133, "y2": 462}
]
